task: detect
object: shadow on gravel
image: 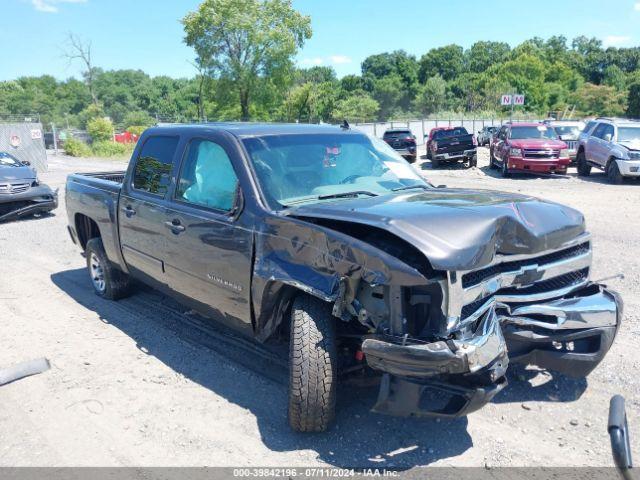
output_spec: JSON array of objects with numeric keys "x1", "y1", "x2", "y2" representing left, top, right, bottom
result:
[
  {"x1": 493, "y1": 364, "x2": 587, "y2": 404},
  {"x1": 51, "y1": 267, "x2": 473, "y2": 470}
]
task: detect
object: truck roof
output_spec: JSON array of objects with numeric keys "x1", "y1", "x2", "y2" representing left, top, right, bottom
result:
[{"x1": 149, "y1": 122, "x2": 360, "y2": 139}]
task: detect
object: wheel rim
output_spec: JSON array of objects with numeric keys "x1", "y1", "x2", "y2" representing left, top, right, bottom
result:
[{"x1": 89, "y1": 252, "x2": 106, "y2": 293}]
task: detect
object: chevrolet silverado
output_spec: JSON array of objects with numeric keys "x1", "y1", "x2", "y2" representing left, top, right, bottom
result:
[{"x1": 65, "y1": 123, "x2": 622, "y2": 432}]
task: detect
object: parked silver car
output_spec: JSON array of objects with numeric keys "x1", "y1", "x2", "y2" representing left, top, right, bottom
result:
[
  {"x1": 576, "y1": 117, "x2": 640, "y2": 184},
  {"x1": 477, "y1": 126, "x2": 498, "y2": 146},
  {"x1": 546, "y1": 120, "x2": 584, "y2": 164}
]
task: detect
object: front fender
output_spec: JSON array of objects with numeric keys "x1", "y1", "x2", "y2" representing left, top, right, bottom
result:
[{"x1": 251, "y1": 214, "x2": 431, "y2": 342}]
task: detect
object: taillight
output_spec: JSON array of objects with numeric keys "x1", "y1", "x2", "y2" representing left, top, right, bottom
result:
[
  {"x1": 432, "y1": 141, "x2": 438, "y2": 150},
  {"x1": 405, "y1": 136, "x2": 415, "y2": 144},
  {"x1": 472, "y1": 135, "x2": 477, "y2": 146}
]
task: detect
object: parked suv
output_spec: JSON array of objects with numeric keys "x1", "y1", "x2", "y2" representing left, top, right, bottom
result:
[
  {"x1": 546, "y1": 120, "x2": 584, "y2": 164},
  {"x1": 490, "y1": 122, "x2": 571, "y2": 177},
  {"x1": 576, "y1": 118, "x2": 640, "y2": 184},
  {"x1": 382, "y1": 129, "x2": 417, "y2": 163},
  {"x1": 477, "y1": 126, "x2": 498, "y2": 146}
]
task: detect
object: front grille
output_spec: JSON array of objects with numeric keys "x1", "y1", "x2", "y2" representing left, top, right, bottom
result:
[
  {"x1": 460, "y1": 268, "x2": 589, "y2": 320},
  {"x1": 498, "y1": 268, "x2": 589, "y2": 296},
  {"x1": 0, "y1": 183, "x2": 31, "y2": 194},
  {"x1": 462, "y1": 242, "x2": 590, "y2": 289},
  {"x1": 523, "y1": 149, "x2": 559, "y2": 159}
]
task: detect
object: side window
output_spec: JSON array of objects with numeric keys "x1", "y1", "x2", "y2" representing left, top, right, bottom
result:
[
  {"x1": 133, "y1": 136, "x2": 179, "y2": 195},
  {"x1": 592, "y1": 124, "x2": 607, "y2": 139},
  {"x1": 175, "y1": 139, "x2": 239, "y2": 212},
  {"x1": 603, "y1": 124, "x2": 615, "y2": 140}
]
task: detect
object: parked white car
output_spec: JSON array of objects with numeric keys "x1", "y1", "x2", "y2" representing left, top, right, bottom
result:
[
  {"x1": 546, "y1": 120, "x2": 585, "y2": 164},
  {"x1": 576, "y1": 118, "x2": 640, "y2": 184}
]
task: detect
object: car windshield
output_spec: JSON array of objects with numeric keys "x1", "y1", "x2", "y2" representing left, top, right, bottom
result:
[
  {"x1": 510, "y1": 126, "x2": 558, "y2": 140},
  {"x1": 554, "y1": 126, "x2": 581, "y2": 137},
  {"x1": 434, "y1": 128, "x2": 467, "y2": 139},
  {"x1": 617, "y1": 127, "x2": 640, "y2": 143},
  {"x1": 0, "y1": 153, "x2": 21, "y2": 167},
  {"x1": 242, "y1": 133, "x2": 429, "y2": 208}
]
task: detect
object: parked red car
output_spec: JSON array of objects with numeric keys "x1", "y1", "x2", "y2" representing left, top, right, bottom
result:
[{"x1": 490, "y1": 122, "x2": 570, "y2": 177}]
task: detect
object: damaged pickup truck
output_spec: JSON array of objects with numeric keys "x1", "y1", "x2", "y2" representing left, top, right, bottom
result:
[
  {"x1": 65, "y1": 123, "x2": 622, "y2": 432},
  {"x1": 0, "y1": 152, "x2": 58, "y2": 222}
]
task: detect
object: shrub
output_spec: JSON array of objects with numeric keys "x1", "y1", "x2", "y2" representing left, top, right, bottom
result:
[
  {"x1": 64, "y1": 138, "x2": 92, "y2": 157},
  {"x1": 87, "y1": 117, "x2": 114, "y2": 142},
  {"x1": 91, "y1": 140, "x2": 133, "y2": 158},
  {"x1": 123, "y1": 111, "x2": 154, "y2": 129},
  {"x1": 126, "y1": 125, "x2": 147, "y2": 137}
]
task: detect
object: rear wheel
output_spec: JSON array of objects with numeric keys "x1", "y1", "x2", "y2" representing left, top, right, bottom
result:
[
  {"x1": 288, "y1": 295, "x2": 337, "y2": 432},
  {"x1": 85, "y1": 238, "x2": 132, "y2": 300},
  {"x1": 576, "y1": 151, "x2": 591, "y2": 177},
  {"x1": 489, "y1": 148, "x2": 497, "y2": 169},
  {"x1": 607, "y1": 160, "x2": 624, "y2": 185}
]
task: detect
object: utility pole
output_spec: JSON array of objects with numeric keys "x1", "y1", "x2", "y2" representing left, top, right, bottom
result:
[{"x1": 51, "y1": 123, "x2": 58, "y2": 156}]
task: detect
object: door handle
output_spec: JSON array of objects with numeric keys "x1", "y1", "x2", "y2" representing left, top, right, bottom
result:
[
  {"x1": 122, "y1": 206, "x2": 136, "y2": 217},
  {"x1": 164, "y1": 220, "x2": 186, "y2": 234}
]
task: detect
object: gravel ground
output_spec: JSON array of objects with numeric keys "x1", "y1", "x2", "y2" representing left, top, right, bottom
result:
[{"x1": 0, "y1": 147, "x2": 638, "y2": 469}]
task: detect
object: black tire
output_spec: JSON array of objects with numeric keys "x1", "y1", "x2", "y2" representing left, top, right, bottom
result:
[
  {"x1": 501, "y1": 157, "x2": 510, "y2": 178},
  {"x1": 431, "y1": 157, "x2": 440, "y2": 169},
  {"x1": 489, "y1": 149, "x2": 497, "y2": 169},
  {"x1": 85, "y1": 238, "x2": 132, "y2": 300},
  {"x1": 288, "y1": 294, "x2": 337, "y2": 433},
  {"x1": 407, "y1": 155, "x2": 417, "y2": 164},
  {"x1": 468, "y1": 156, "x2": 477, "y2": 168},
  {"x1": 607, "y1": 160, "x2": 624, "y2": 185},
  {"x1": 576, "y1": 150, "x2": 591, "y2": 177}
]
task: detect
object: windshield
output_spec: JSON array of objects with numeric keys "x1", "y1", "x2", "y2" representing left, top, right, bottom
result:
[
  {"x1": 0, "y1": 153, "x2": 21, "y2": 167},
  {"x1": 553, "y1": 126, "x2": 581, "y2": 137},
  {"x1": 617, "y1": 127, "x2": 640, "y2": 143},
  {"x1": 242, "y1": 133, "x2": 429, "y2": 208},
  {"x1": 510, "y1": 126, "x2": 558, "y2": 140}
]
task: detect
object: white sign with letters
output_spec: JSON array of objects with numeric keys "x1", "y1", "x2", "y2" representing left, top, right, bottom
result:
[
  {"x1": 501, "y1": 95, "x2": 512, "y2": 106},
  {"x1": 514, "y1": 94, "x2": 525, "y2": 106}
]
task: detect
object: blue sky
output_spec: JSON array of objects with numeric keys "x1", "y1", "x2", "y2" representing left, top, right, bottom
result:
[{"x1": 2, "y1": 0, "x2": 640, "y2": 81}]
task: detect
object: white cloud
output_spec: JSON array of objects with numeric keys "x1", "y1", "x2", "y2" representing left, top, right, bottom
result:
[
  {"x1": 31, "y1": 0, "x2": 87, "y2": 13},
  {"x1": 635, "y1": 2, "x2": 640, "y2": 11},
  {"x1": 603, "y1": 35, "x2": 632, "y2": 47},
  {"x1": 329, "y1": 55, "x2": 352, "y2": 65}
]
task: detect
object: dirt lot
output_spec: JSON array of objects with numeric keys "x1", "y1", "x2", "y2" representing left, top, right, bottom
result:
[{"x1": 1, "y1": 147, "x2": 639, "y2": 469}]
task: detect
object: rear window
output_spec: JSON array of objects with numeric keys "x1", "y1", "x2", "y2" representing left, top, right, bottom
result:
[
  {"x1": 132, "y1": 135, "x2": 179, "y2": 195},
  {"x1": 434, "y1": 127, "x2": 468, "y2": 139},
  {"x1": 384, "y1": 130, "x2": 411, "y2": 137}
]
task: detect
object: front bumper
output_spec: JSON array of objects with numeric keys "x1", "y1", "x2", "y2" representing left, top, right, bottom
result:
[
  {"x1": 362, "y1": 283, "x2": 621, "y2": 418},
  {"x1": 434, "y1": 149, "x2": 477, "y2": 162},
  {"x1": 616, "y1": 159, "x2": 640, "y2": 177},
  {"x1": 0, "y1": 184, "x2": 59, "y2": 223},
  {"x1": 507, "y1": 156, "x2": 571, "y2": 173}
]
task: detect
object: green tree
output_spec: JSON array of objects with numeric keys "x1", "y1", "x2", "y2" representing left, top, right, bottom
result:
[
  {"x1": 466, "y1": 41, "x2": 511, "y2": 74},
  {"x1": 87, "y1": 117, "x2": 114, "y2": 142},
  {"x1": 571, "y1": 83, "x2": 626, "y2": 116},
  {"x1": 626, "y1": 83, "x2": 640, "y2": 118},
  {"x1": 183, "y1": 0, "x2": 312, "y2": 120},
  {"x1": 332, "y1": 92, "x2": 379, "y2": 123},
  {"x1": 414, "y1": 75, "x2": 447, "y2": 114},
  {"x1": 419, "y1": 45, "x2": 464, "y2": 82},
  {"x1": 371, "y1": 74, "x2": 404, "y2": 120}
]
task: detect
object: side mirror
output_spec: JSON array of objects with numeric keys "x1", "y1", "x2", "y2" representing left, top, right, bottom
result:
[
  {"x1": 609, "y1": 395, "x2": 633, "y2": 476},
  {"x1": 604, "y1": 133, "x2": 613, "y2": 142},
  {"x1": 20, "y1": 160, "x2": 31, "y2": 166}
]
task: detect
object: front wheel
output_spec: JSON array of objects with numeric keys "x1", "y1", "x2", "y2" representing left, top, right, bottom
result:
[
  {"x1": 576, "y1": 151, "x2": 591, "y2": 177},
  {"x1": 288, "y1": 295, "x2": 337, "y2": 432},
  {"x1": 607, "y1": 160, "x2": 624, "y2": 185},
  {"x1": 85, "y1": 238, "x2": 132, "y2": 300}
]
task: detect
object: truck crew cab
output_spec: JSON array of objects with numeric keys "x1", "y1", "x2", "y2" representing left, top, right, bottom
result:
[{"x1": 66, "y1": 123, "x2": 622, "y2": 432}]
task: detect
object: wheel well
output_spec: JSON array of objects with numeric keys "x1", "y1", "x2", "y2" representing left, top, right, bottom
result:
[
  {"x1": 75, "y1": 213, "x2": 101, "y2": 250},
  {"x1": 606, "y1": 157, "x2": 617, "y2": 168}
]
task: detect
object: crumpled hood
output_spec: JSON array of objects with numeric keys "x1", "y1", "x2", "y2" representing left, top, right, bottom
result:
[
  {"x1": 509, "y1": 139, "x2": 567, "y2": 150},
  {"x1": 618, "y1": 140, "x2": 640, "y2": 152},
  {"x1": 0, "y1": 165, "x2": 36, "y2": 182},
  {"x1": 289, "y1": 188, "x2": 586, "y2": 271}
]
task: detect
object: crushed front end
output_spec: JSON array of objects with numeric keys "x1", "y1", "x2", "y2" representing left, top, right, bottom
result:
[
  {"x1": 359, "y1": 234, "x2": 622, "y2": 418},
  {"x1": 0, "y1": 183, "x2": 58, "y2": 223}
]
